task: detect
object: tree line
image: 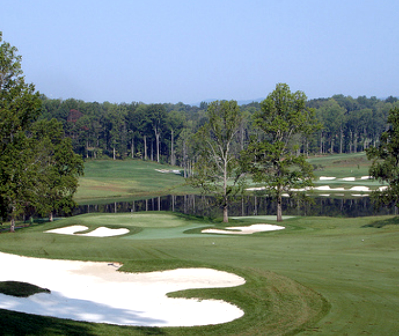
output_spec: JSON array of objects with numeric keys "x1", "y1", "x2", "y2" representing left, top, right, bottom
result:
[
  {"x1": 2, "y1": 30, "x2": 399, "y2": 227},
  {"x1": 38, "y1": 93, "x2": 398, "y2": 168}
]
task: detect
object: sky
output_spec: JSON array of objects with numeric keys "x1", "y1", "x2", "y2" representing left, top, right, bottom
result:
[{"x1": 1, "y1": 0, "x2": 398, "y2": 104}]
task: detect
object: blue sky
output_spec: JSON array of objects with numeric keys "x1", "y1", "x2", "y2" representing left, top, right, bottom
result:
[{"x1": 1, "y1": 0, "x2": 398, "y2": 104}]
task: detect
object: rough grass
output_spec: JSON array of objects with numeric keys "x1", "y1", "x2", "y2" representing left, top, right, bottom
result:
[{"x1": 1, "y1": 213, "x2": 399, "y2": 335}]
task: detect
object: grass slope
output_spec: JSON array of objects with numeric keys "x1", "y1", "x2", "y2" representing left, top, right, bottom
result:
[
  {"x1": 75, "y1": 159, "x2": 194, "y2": 201},
  {"x1": 1, "y1": 213, "x2": 399, "y2": 335},
  {"x1": 309, "y1": 152, "x2": 371, "y2": 179}
]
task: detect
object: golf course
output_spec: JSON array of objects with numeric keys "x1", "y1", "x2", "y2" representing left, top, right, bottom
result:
[{"x1": 1, "y1": 153, "x2": 399, "y2": 335}]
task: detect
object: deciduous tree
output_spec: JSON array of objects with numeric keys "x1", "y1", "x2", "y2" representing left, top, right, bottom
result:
[
  {"x1": 0, "y1": 32, "x2": 42, "y2": 231},
  {"x1": 188, "y1": 100, "x2": 244, "y2": 222},
  {"x1": 367, "y1": 107, "x2": 399, "y2": 209},
  {"x1": 245, "y1": 83, "x2": 319, "y2": 222}
]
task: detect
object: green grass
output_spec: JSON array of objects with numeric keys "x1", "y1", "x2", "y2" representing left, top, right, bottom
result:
[
  {"x1": 0, "y1": 281, "x2": 50, "y2": 297},
  {"x1": 308, "y1": 152, "x2": 372, "y2": 179},
  {"x1": 74, "y1": 155, "x2": 383, "y2": 203},
  {"x1": 1, "y1": 213, "x2": 399, "y2": 335},
  {"x1": 75, "y1": 159, "x2": 195, "y2": 201}
]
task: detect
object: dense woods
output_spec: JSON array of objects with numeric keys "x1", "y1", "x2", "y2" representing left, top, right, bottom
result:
[{"x1": 38, "y1": 94, "x2": 399, "y2": 167}]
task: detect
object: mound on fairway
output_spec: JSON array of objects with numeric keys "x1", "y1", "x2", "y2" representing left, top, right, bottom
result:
[
  {"x1": 202, "y1": 224, "x2": 285, "y2": 235},
  {"x1": 0, "y1": 252, "x2": 245, "y2": 327},
  {"x1": 45, "y1": 226, "x2": 129, "y2": 237}
]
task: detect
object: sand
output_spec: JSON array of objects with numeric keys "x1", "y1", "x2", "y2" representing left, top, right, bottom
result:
[
  {"x1": 341, "y1": 177, "x2": 356, "y2": 181},
  {"x1": 202, "y1": 224, "x2": 285, "y2": 235},
  {"x1": 319, "y1": 176, "x2": 336, "y2": 180},
  {"x1": 0, "y1": 252, "x2": 245, "y2": 327},
  {"x1": 349, "y1": 186, "x2": 370, "y2": 192},
  {"x1": 45, "y1": 226, "x2": 130, "y2": 237},
  {"x1": 155, "y1": 169, "x2": 180, "y2": 175}
]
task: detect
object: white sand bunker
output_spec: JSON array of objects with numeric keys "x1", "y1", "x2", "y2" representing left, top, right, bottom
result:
[
  {"x1": 45, "y1": 225, "x2": 129, "y2": 237},
  {"x1": 202, "y1": 224, "x2": 285, "y2": 235},
  {"x1": 155, "y1": 169, "x2": 180, "y2": 174},
  {"x1": 341, "y1": 177, "x2": 356, "y2": 181},
  {"x1": 319, "y1": 176, "x2": 336, "y2": 180},
  {"x1": 0, "y1": 252, "x2": 245, "y2": 327},
  {"x1": 349, "y1": 186, "x2": 370, "y2": 192}
]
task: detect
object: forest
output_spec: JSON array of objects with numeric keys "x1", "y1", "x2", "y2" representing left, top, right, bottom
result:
[{"x1": 39, "y1": 93, "x2": 399, "y2": 171}]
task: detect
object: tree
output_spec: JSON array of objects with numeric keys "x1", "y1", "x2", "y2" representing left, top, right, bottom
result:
[
  {"x1": 146, "y1": 104, "x2": 167, "y2": 163},
  {"x1": 0, "y1": 32, "x2": 42, "y2": 231},
  {"x1": 367, "y1": 107, "x2": 399, "y2": 209},
  {"x1": 316, "y1": 99, "x2": 346, "y2": 153},
  {"x1": 188, "y1": 100, "x2": 244, "y2": 223},
  {"x1": 245, "y1": 83, "x2": 319, "y2": 222},
  {"x1": 30, "y1": 119, "x2": 84, "y2": 221}
]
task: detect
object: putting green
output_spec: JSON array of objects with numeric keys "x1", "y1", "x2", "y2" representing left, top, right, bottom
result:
[{"x1": 64, "y1": 212, "x2": 194, "y2": 228}]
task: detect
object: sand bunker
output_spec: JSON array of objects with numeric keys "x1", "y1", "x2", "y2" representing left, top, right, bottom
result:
[
  {"x1": 45, "y1": 226, "x2": 129, "y2": 237},
  {"x1": 319, "y1": 176, "x2": 336, "y2": 180},
  {"x1": 349, "y1": 186, "x2": 370, "y2": 192},
  {"x1": 45, "y1": 225, "x2": 88, "y2": 235},
  {"x1": 0, "y1": 252, "x2": 245, "y2": 327},
  {"x1": 202, "y1": 224, "x2": 285, "y2": 235},
  {"x1": 341, "y1": 177, "x2": 356, "y2": 181},
  {"x1": 155, "y1": 169, "x2": 180, "y2": 175}
]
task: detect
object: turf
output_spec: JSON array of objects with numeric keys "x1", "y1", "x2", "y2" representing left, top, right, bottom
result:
[
  {"x1": 1, "y1": 212, "x2": 399, "y2": 335},
  {"x1": 75, "y1": 159, "x2": 194, "y2": 201},
  {"x1": 308, "y1": 152, "x2": 372, "y2": 179}
]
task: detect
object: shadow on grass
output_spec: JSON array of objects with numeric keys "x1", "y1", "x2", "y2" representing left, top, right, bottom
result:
[
  {"x1": 0, "y1": 309, "x2": 167, "y2": 336},
  {"x1": 363, "y1": 216, "x2": 399, "y2": 228},
  {"x1": 0, "y1": 309, "x2": 96, "y2": 336}
]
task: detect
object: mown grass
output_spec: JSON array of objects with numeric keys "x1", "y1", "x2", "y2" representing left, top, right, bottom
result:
[
  {"x1": 75, "y1": 159, "x2": 195, "y2": 201},
  {"x1": 308, "y1": 152, "x2": 371, "y2": 179},
  {"x1": 1, "y1": 213, "x2": 399, "y2": 335}
]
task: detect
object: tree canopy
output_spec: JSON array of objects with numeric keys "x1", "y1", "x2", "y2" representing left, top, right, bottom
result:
[
  {"x1": 188, "y1": 100, "x2": 244, "y2": 222},
  {"x1": 0, "y1": 32, "x2": 83, "y2": 230},
  {"x1": 367, "y1": 107, "x2": 399, "y2": 208},
  {"x1": 245, "y1": 83, "x2": 320, "y2": 221}
]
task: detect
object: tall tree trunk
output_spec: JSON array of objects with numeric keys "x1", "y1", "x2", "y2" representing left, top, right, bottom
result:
[
  {"x1": 144, "y1": 135, "x2": 147, "y2": 160},
  {"x1": 277, "y1": 194, "x2": 283, "y2": 222},
  {"x1": 154, "y1": 126, "x2": 161, "y2": 163},
  {"x1": 49, "y1": 212, "x2": 53, "y2": 222},
  {"x1": 339, "y1": 128, "x2": 343, "y2": 154},
  {"x1": 113, "y1": 147, "x2": 116, "y2": 160},
  {"x1": 170, "y1": 129, "x2": 175, "y2": 166},
  {"x1": 223, "y1": 204, "x2": 228, "y2": 223},
  {"x1": 183, "y1": 140, "x2": 187, "y2": 178},
  {"x1": 350, "y1": 131, "x2": 353, "y2": 153},
  {"x1": 131, "y1": 137, "x2": 134, "y2": 159},
  {"x1": 320, "y1": 131, "x2": 323, "y2": 154},
  {"x1": 354, "y1": 132, "x2": 358, "y2": 153},
  {"x1": 151, "y1": 140, "x2": 154, "y2": 161},
  {"x1": 223, "y1": 159, "x2": 229, "y2": 223}
]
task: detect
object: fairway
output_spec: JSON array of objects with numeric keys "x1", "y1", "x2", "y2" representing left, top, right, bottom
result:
[
  {"x1": 75, "y1": 160, "x2": 194, "y2": 201},
  {"x1": 1, "y1": 212, "x2": 399, "y2": 335}
]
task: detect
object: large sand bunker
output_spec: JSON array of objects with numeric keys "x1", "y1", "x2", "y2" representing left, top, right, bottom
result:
[
  {"x1": 0, "y1": 252, "x2": 245, "y2": 327},
  {"x1": 202, "y1": 224, "x2": 285, "y2": 235},
  {"x1": 45, "y1": 225, "x2": 129, "y2": 237}
]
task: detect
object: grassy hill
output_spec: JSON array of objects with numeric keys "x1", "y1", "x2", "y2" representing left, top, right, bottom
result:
[{"x1": 75, "y1": 159, "x2": 194, "y2": 201}]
